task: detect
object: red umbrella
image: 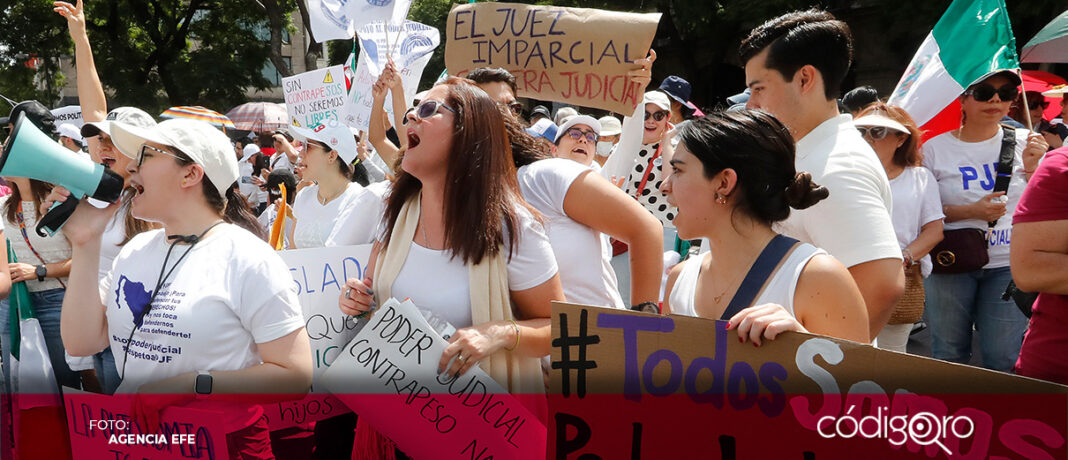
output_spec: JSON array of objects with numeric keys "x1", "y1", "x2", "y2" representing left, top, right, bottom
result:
[{"x1": 1022, "y1": 70, "x2": 1067, "y2": 121}]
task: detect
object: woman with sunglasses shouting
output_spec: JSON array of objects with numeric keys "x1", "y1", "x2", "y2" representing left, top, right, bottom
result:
[
  {"x1": 854, "y1": 103, "x2": 944, "y2": 353},
  {"x1": 55, "y1": 119, "x2": 312, "y2": 457},
  {"x1": 338, "y1": 78, "x2": 563, "y2": 397},
  {"x1": 921, "y1": 70, "x2": 1047, "y2": 372}
]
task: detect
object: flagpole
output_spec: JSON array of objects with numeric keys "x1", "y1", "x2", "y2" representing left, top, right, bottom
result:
[{"x1": 1019, "y1": 70, "x2": 1034, "y2": 132}]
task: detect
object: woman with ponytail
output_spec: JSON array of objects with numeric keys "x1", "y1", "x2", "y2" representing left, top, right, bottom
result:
[
  {"x1": 661, "y1": 110, "x2": 869, "y2": 344},
  {"x1": 53, "y1": 119, "x2": 311, "y2": 458}
]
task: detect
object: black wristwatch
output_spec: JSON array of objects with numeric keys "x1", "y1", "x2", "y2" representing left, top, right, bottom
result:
[
  {"x1": 194, "y1": 370, "x2": 213, "y2": 395},
  {"x1": 34, "y1": 265, "x2": 47, "y2": 282}
]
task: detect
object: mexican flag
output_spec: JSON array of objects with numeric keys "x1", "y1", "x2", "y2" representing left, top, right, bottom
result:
[
  {"x1": 2, "y1": 242, "x2": 72, "y2": 460},
  {"x1": 887, "y1": 0, "x2": 1019, "y2": 141}
]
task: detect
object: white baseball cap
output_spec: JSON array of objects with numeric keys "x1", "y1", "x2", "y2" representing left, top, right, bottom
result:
[
  {"x1": 1043, "y1": 85, "x2": 1067, "y2": 98},
  {"x1": 290, "y1": 118, "x2": 358, "y2": 164},
  {"x1": 852, "y1": 114, "x2": 909, "y2": 134},
  {"x1": 643, "y1": 91, "x2": 671, "y2": 111},
  {"x1": 555, "y1": 115, "x2": 601, "y2": 143},
  {"x1": 57, "y1": 123, "x2": 85, "y2": 144},
  {"x1": 111, "y1": 119, "x2": 239, "y2": 198},
  {"x1": 598, "y1": 116, "x2": 622, "y2": 137},
  {"x1": 81, "y1": 107, "x2": 157, "y2": 138},
  {"x1": 242, "y1": 143, "x2": 261, "y2": 158}
]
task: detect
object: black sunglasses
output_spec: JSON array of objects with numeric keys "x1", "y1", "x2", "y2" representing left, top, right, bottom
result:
[
  {"x1": 965, "y1": 83, "x2": 1018, "y2": 103},
  {"x1": 644, "y1": 110, "x2": 669, "y2": 122},
  {"x1": 404, "y1": 100, "x2": 456, "y2": 122}
]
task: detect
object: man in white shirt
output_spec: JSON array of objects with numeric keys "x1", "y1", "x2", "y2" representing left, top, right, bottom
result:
[
  {"x1": 739, "y1": 9, "x2": 904, "y2": 339},
  {"x1": 270, "y1": 129, "x2": 298, "y2": 171}
]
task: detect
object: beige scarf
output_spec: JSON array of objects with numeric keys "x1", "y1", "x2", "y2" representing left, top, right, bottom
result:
[{"x1": 372, "y1": 193, "x2": 543, "y2": 394}]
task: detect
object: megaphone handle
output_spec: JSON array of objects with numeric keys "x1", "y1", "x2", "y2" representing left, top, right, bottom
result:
[{"x1": 36, "y1": 197, "x2": 80, "y2": 237}]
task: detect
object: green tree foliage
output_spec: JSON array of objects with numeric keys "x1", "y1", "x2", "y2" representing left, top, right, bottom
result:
[{"x1": 0, "y1": 0, "x2": 71, "y2": 106}]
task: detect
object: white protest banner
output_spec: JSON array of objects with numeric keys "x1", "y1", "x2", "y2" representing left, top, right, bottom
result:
[
  {"x1": 305, "y1": 0, "x2": 414, "y2": 44},
  {"x1": 262, "y1": 245, "x2": 373, "y2": 431},
  {"x1": 343, "y1": 21, "x2": 440, "y2": 132},
  {"x1": 445, "y1": 3, "x2": 661, "y2": 114},
  {"x1": 322, "y1": 298, "x2": 546, "y2": 460},
  {"x1": 50, "y1": 105, "x2": 83, "y2": 129},
  {"x1": 282, "y1": 65, "x2": 349, "y2": 129},
  {"x1": 65, "y1": 391, "x2": 229, "y2": 460}
]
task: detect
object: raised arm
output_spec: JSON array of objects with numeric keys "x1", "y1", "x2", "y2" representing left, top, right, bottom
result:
[
  {"x1": 367, "y1": 76, "x2": 401, "y2": 169},
  {"x1": 562, "y1": 170, "x2": 663, "y2": 305},
  {"x1": 55, "y1": 0, "x2": 107, "y2": 123}
]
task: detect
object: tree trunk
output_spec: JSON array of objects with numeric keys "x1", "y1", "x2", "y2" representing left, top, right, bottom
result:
[
  {"x1": 296, "y1": 0, "x2": 322, "y2": 71},
  {"x1": 259, "y1": 0, "x2": 294, "y2": 77}
]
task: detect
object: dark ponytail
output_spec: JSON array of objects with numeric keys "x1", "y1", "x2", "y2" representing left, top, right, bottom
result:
[
  {"x1": 785, "y1": 172, "x2": 828, "y2": 210},
  {"x1": 201, "y1": 180, "x2": 267, "y2": 240},
  {"x1": 677, "y1": 110, "x2": 828, "y2": 225}
]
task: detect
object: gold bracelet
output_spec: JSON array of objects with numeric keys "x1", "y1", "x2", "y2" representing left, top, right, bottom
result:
[{"x1": 505, "y1": 319, "x2": 520, "y2": 351}]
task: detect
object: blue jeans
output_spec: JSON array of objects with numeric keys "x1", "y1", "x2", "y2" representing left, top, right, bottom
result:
[
  {"x1": 0, "y1": 288, "x2": 81, "y2": 391},
  {"x1": 93, "y1": 347, "x2": 120, "y2": 395},
  {"x1": 924, "y1": 267, "x2": 1028, "y2": 372}
]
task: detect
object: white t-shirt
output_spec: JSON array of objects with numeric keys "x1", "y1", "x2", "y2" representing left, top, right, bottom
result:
[
  {"x1": 237, "y1": 157, "x2": 261, "y2": 205},
  {"x1": 517, "y1": 158, "x2": 623, "y2": 309},
  {"x1": 888, "y1": 167, "x2": 944, "y2": 277},
  {"x1": 0, "y1": 197, "x2": 72, "y2": 292},
  {"x1": 777, "y1": 114, "x2": 901, "y2": 267},
  {"x1": 922, "y1": 127, "x2": 1030, "y2": 269},
  {"x1": 669, "y1": 242, "x2": 825, "y2": 318},
  {"x1": 101, "y1": 225, "x2": 304, "y2": 399},
  {"x1": 292, "y1": 183, "x2": 364, "y2": 248},
  {"x1": 326, "y1": 181, "x2": 390, "y2": 247},
  {"x1": 257, "y1": 202, "x2": 295, "y2": 249},
  {"x1": 386, "y1": 209, "x2": 558, "y2": 329},
  {"x1": 270, "y1": 151, "x2": 293, "y2": 171}
]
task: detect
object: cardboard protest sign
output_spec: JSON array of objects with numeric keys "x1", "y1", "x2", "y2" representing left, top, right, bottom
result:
[
  {"x1": 549, "y1": 303, "x2": 1068, "y2": 459},
  {"x1": 445, "y1": 3, "x2": 660, "y2": 114},
  {"x1": 343, "y1": 21, "x2": 440, "y2": 132},
  {"x1": 282, "y1": 65, "x2": 349, "y2": 129},
  {"x1": 322, "y1": 298, "x2": 546, "y2": 460},
  {"x1": 264, "y1": 245, "x2": 373, "y2": 431},
  {"x1": 64, "y1": 392, "x2": 228, "y2": 460}
]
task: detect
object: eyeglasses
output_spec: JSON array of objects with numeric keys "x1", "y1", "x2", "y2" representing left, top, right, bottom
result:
[
  {"x1": 964, "y1": 83, "x2": 1018, "y2": 103},
  {"x1": 856, "y1": 126, "x2": 891, "y2": 140},
  {"x1": 644, "y1": 110, "x2": 669, "y2": 122},
  {"x1": 502, "y1": 101, "x2": 523, "y2": 116},
  {"x1": 1027, "y1": 100, "x2": 1050, "y2": 110},
  {"x1": 405, "y1": 100, "x2": 456, "y2": 122},
  {"x1": 564, "y1": 127, "x2": 598, "y2": 144},
  {"x1": 138, "y1": 144, "x2": 185, "y2": 167}
]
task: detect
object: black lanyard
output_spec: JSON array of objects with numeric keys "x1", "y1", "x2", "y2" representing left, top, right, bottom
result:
[{"x1": 118, "y1": 221, "x2": 225, "y2": 379}]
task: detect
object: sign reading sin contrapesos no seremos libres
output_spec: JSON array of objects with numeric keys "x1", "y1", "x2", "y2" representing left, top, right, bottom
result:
[
  {"x1": 445, "y1": 3, "x2": 660, "y2": 114},
  {"x1": 548, "y1": 303, "x2": 1068, "y2": 459}
]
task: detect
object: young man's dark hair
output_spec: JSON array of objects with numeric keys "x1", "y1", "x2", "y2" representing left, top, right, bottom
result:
[
  {"x1": 738, "y1": 9, "x2": 853, "y2": 100},
  {"x1": 466, "y1": 67, "x2": 518, "y2": 96},
  {"x1": 841, "y1": 85, "x2": 880, "y2": 114}
]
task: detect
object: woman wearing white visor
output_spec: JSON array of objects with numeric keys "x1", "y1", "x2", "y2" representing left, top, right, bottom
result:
[
  {"x1": 54, "y1": 119, "x2": 312, "y2": 458},
  {"x1": 854, "y1": 103, "x2": 945, "y2": 353}
]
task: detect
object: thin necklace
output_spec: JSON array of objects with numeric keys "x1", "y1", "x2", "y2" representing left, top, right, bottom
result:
[{"x1": 318, "y1": 183, "x2": 345, "y2": 205}]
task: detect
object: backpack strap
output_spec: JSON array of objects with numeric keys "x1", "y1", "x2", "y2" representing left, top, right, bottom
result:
[
  {"x1": 719, "y1": 234, "x2": 801, "y2": 321},
  {"x1": 988, "y1": 126, "x2": 1016, "y2": 228}
]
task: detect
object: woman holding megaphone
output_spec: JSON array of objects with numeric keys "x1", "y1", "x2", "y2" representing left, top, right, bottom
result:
[{"x1": 53, "y1": 119, "x2": 312, "y2": 457}]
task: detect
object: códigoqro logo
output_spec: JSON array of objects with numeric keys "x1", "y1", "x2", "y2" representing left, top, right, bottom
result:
[{"x1": 816, "y1": 405, "x2": 975, "y2": 455}]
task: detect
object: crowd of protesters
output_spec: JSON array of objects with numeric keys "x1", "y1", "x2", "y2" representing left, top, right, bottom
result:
[{"x1": 0, "y1": 1, "x2": 1067, "y2": 458}]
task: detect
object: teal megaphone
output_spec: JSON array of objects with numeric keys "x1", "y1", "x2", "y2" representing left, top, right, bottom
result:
[{"x1": 0, "y1": 115, "x2": 124, "y2": 236}]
